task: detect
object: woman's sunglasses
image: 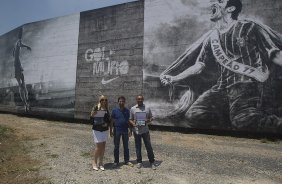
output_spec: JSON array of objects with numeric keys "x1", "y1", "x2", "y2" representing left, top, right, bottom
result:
[{"x1": 100, "y1": 99, "x2": 108, "y2": 102}]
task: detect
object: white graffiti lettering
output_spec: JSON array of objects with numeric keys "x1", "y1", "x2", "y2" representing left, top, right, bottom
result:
[
  {"x1": 85, "y1": 47, "x2": 129, "y2": 76},
  {"x1": 85, "y1": 47, "x2": 110, "y2": 62},
  {"x1": 92, "y1": 60, "x2": 129, "y2": 75}
]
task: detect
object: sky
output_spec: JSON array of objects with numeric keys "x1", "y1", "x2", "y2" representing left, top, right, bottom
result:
[{"x1": 0, "y1": 0, "x2": 137, "y2": 35}]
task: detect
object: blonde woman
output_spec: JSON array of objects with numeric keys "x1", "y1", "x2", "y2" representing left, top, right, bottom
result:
[{"x1": 90, "y1": 95, "x2": 111, "y2": 171}]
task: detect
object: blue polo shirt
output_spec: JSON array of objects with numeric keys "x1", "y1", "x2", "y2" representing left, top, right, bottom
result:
[{"x1": 111, "y1": 107, "x2": 130, "y2": 133}]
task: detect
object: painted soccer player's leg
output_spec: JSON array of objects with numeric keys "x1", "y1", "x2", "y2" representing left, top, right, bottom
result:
[
  {"x1": 16, "y1": 74, "x2": 29, "y2": 112},
  {"x1": 228, "y1": 82, "x2": 282, "y2": 132},
  {"x1": 186, "y1": 88, "x2": 230, "y2": 128}
]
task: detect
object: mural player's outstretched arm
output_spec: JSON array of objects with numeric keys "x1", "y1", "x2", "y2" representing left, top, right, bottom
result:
[
  {"x1": 160, "y1": 62, "x2": 205, "y2": 86},
  {"x1": 254, "y1": 23, "x2": 282, "y2": 67},
  {"x1": 20, "y1": 42, "x2": 32, "y2": 51}
]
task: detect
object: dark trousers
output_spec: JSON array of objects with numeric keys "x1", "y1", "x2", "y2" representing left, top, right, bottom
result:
[
  {"x1": 114, "y1": 130, "x2": 129, "y2": 164},
  {"x1": 186, "y1": 82, "x2": 280, "y2": 131},
  {"x1": 133, "y1": 131, "x2": 155, "y2": 163}
]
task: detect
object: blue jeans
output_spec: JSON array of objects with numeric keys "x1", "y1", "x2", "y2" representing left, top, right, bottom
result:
[
  {"x1": 114, "y1": 130, "x2": 129, "y2": 163},
  {"x1": 134, "y1": 131, "x2": 155, "y2": 163}
]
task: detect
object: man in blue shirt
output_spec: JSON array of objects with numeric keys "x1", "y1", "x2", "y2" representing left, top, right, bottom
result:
[{"x1": 110, "y1": 96, "x2": 133, "y2": 167}]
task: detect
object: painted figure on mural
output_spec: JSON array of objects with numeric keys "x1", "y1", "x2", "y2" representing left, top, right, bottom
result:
[
  {"x1": 160, "y1": 0, "x2": 282, "y2": 132},
  {"x1": 12, "y1": 27, "x2": 32, "y2": 112}
]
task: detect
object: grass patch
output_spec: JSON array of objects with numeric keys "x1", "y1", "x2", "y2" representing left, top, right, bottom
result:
[
  {"x1": 0, "y1": 125, "x2": 49, "y2": 184},
  {"x1": 0, "y1": 125, "x2": 13, "y2": 139},
  {"x1": 80, "y1": 151, "x2": 91, "y2": 158},
  {"x1": 49, "y1": 154, "x2": 59, "y2": 158}
]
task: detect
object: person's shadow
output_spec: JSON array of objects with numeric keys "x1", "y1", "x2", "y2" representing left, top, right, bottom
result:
[
  {"x1": 103, "y1": 160, "x2": 163, "y2": 170},
  {"x1": 139, "y1": 160, "x2": 162, "y2": 168}
]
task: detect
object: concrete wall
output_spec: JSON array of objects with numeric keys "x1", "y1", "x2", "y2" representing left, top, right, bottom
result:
[{"x1": 75, "y1": 1, "x2": 144, "y2": 119}]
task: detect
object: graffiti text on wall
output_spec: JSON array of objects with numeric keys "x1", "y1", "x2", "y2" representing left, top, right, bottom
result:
[{"x1": 85, "y1": 47, "x2": 129, "y2": 76}]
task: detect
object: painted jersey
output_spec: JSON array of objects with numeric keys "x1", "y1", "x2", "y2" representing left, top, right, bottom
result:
[{"x1": 197, "y1": 20, "x2": 280, "y2": 89}]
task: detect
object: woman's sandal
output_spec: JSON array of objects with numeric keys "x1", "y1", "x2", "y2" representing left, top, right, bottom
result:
[{"x1": 92, "y1": 164, "x2": 99, "y2": 171}]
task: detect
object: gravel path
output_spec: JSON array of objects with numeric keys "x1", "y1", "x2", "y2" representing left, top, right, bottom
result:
[{"x1": 0, "y1": 113, "x2": 281, "y2": 184}]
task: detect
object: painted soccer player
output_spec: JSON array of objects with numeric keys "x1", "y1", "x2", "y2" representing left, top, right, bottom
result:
[
  {"x1": 160, "y1": 0, "x2": 282, "y2": 132},
  {"x1": 13, "y1": 27, "x2": 32, "y2": 112}
]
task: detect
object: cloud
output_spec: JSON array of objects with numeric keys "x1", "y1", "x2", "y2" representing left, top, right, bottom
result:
[{"x1": 144, "y1": 0, "x2": 212, "y2": 67}]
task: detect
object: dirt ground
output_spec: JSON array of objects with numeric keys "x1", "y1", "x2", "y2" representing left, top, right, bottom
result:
[{"x1": 0, "y1": 113, "x2": 281, "y2": 184}]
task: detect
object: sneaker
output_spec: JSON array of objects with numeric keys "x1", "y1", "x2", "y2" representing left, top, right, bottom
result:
[
  {"x1": 99, "y1": 165, "x2": 105, "y2": 171},
  {"x1": 151, "y1": 162, "x2": 157, "y2": 170},
  {"x1": 112, "y1": 162, "x2": 119, "y2": 168},
  {"x1": 136, "y1": 163, "x2": 142, "y2": 169},
  {"x1": 125, "y1": 162, "x2": 134, "y2": 167}
]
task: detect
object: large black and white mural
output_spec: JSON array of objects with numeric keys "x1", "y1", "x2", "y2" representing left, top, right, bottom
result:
[
  {"x1": 143, "y1": 0, "x2": 282, "y2": 132},
  {"x1": 0, "y1": 14, "x2": 79, "y2": 117},
  {"x1": 0, "y1": 0, "x2": 282, "y2": 133}
]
